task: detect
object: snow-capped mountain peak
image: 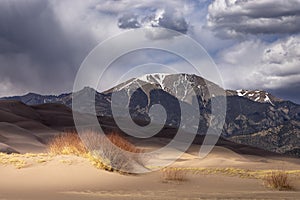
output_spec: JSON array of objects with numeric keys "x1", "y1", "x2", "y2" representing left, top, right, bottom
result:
[
  {"x1": 230, "y1": 89, "x2": 277, "y2": 105},
  {"x1": 136, "y1": 73, "x2": 169, "y2": 90}
]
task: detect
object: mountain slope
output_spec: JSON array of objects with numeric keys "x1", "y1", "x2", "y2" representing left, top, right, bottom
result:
[{"x1": 1, "y1": 73, "x2": 300, "y2": 156}]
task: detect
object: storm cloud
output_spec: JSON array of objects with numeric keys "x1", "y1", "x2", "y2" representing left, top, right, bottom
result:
[
  {"x1": 0, "y1": 0, "x2": 299, "y2": 104},
  {"x1": 207, "y1": 0, "x2": 300, "y2": 38},
  {"x1": 118, "y1": 8, "x2": 189, "y2": 34},
  {"x1": 0, "y1": 0, "x2": 194, "y2": 97},
  {"x1": 0, "y1": 0, "x2": 98, "y2": 96}
]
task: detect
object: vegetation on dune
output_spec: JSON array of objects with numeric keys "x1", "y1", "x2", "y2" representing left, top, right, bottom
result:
[
  {"x1": 47, "y1": 132, "x2": 88, "y2": 156},
  {"x1": 82, "y1": 131, "x2": 146, "y2": 173},
  {"x1": 0, "y1": 150, "x2": 299, "y2": 192},
  {"x1": 161, "y1": 167, "x2": 188, "y2": 182},
  {"x1": 0, "y1": 153, "x2": 27, "y2": 169},
  {"x1": 0, "y1": 131, "x2": 146, "y2": 172},
  {"x1": 47, "y1": 130, "x2": 145, "y2": 173},
  {"x1": 106, "y1": 132, "x2": 143, "y2": 154},
  {"x1": 159, "y1": 167, "x2": 299, "y2": 189},
  {"x1": 157, "y1": 167, "x2": 300, "y2": 179},
  {"x1": 0, "y1": 153, "x2": 50, "y2": 169},
  {"x1": 0, "y1": 131, "x2": 299, "y2": 192},
  {"x1": 263, "y1": 171, "x2": 293, "y2": 191}
]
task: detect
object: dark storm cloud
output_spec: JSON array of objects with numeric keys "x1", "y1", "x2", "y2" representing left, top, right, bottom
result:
[
  {"x1": 118, "y1": 8, "x2": 189, "y2": 34},
  {"x1": 269, "y1": 84, "x2": 300, "y2": 105},
  {"x1": 0, "y1": 0, "x2": 191, "y2": 97},
  {"x1": 0, "y1": 0, "x2": 95, "y2": 96},
  {"x1": 0, "y1": 1, "x2": 69, "y2": 62},
  {"x1": 207, "y1": 0, "x2": 300, "y2": 37}
]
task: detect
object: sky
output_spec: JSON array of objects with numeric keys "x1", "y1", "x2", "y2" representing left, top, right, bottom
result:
[{"x1": 0, "y1": 0, "x2": 300, "y2": 103}]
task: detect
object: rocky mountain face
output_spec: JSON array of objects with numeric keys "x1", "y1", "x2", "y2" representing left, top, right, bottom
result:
[{"x1": 2, "y1": 73, "x2": 300, "y2": 156}]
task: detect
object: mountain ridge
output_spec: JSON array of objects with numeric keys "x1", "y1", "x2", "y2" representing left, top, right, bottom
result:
[
  {"x1": 1, "y1": 73, "x2": 296, "y2": 106},
  {"x1": 1, "y1": 73, "x2": 299, "y2": 156}
]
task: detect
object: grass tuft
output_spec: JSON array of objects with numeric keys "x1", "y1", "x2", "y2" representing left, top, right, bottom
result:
[
  {"x1": 161, "y1": 167, "x2": 188, "y2": 182},
  {"x1": 0, "y1": 153, "x2": 28, "y2": 169},
  {"x1": 82, "y1": 131, "x2": 145, "y2": 173},
  {"x1": 47, "y1": 132, "x2": 88, "y2": 156},
  {"x1": 107, "y1": 132, "x2": 143, "y2": 153},
  {"x1": 263, "y1": 171, "x2": 293, "y2": 191}
]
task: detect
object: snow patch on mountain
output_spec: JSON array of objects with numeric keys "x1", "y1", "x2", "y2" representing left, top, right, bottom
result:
[
  {"x1": 234, "y1": 89, "x2": 275, "y2": 105},
  {"x1": 136, "y1": 73, "x2": 169, "y2": 89}
]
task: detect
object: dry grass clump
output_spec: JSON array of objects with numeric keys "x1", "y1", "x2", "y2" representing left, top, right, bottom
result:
[
  {"x1": 0, "y1": 153, "x2": 54, "y2": 169},
  {"x1": 263, "y1": 171, "x2": 293, "y2": 191},
  {"x1": 159, "y1": 167, "x2": 300, "y2": 180},
  {"x1": 161, "y1": 167, "x2": 188, "y2": 182},
  {"x1": 47, "y1": 132, "x2": 88, "y2": 156},
  {"x1": 107, "y1": 132, "x2": 143, "y2": 153},
  {"x1": 82, "y1": 131, "x2": 146, "y2": 173},
  {"x1": 0, "y1": 153, "x2": 27, "y2": 169},
  {"x1": 47, "y1": 130, "x2": 145, "y2": 173}
]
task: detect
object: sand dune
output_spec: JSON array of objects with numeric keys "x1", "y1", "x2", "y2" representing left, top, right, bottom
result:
[
  {"x1": 0, "y1": 101, "x2": 69, "y2": 153},
  {"x1": 0, "y1": 100, "x2": 299, "y2": 199},
  {"x1": 0, "y1": 143, "x2": 18, "y2": 154},
  {"x1": 0, "y1": 141, "x2": 300, "y2": 200},
  {"x1": 0, "y1": 101, "x2": 41, "y2": 121},
  {"x1": 0, "y1": 122, "x2": 46, "y2": 153}
]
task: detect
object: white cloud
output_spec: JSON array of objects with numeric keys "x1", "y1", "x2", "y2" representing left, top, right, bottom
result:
[
  {"x1": 117, "y1": 7, "x2": 188, "y2": 35},
  {"x1": 207, "y1": 0, "x2": 300, "y2": 38},
  {"x1": 218, "y1": 35, "x2": 300, "y2": 92}
]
